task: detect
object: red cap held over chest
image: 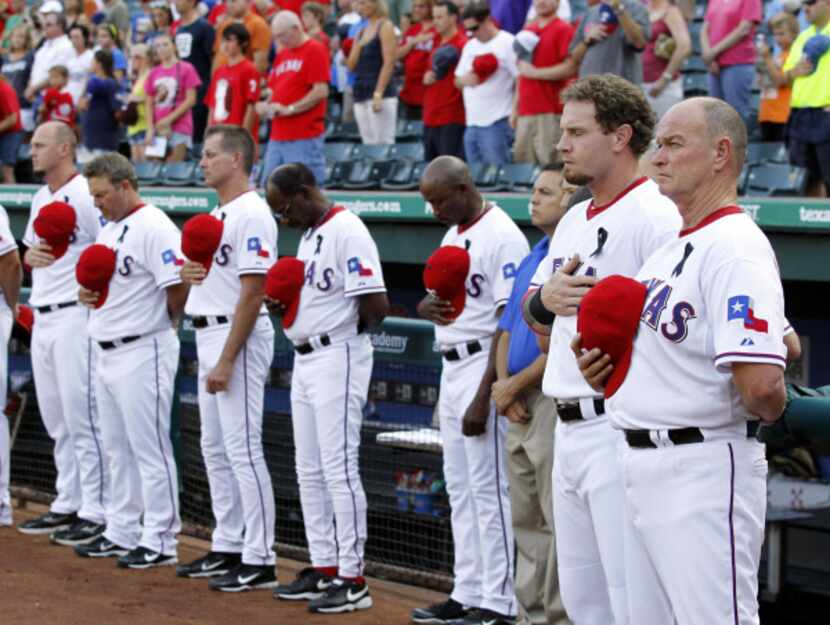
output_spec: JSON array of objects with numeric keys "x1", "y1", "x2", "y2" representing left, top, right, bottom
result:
[
  {"x1": 76, "y1": 244, "x2": 117, "y2": 309},
  {"x1": 423, "y1": 246, "x2": 471, "y2": 321},
  {"x1": 33, "y1": 201, "x2": 77, "y2": 260},
  {"x1": 265, "y1": 257, "x2": 305, "y2": 329},
  {"x1": 472, "y1": 53, "x2": 499, "y2": 82},
  {"x1": 181, "y1": 213, "x2": 224, "y2": 273}
]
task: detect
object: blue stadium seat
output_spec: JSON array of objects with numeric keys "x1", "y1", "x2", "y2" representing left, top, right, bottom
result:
[
  {"x1": 16, "y1": 143, "x2": 31, "y2": 162},
  {"x1": 327, "y1": 100, "x2": 342, "y2": 121},
  {"x1": 469, "y1": 162, "x2": 500, "y2": 191},
  {"x1": 746, "y1": 142, "x2": 788, "y2": 166},
  {"x1": 251, "y1": 161, "x2": 264, "y2": 186},
  {"x1": 396, "y1": 119, "x2": 424, "y2": 142},
  {"x1": 327, "y1": 121, "x2": 361, "y2": 142},
  {"x1": 189, "y1": 142, "x2": 203, "y2": 160},
  {"x1": 745, "y1": 163, "x2": 807, "y2": 196},
  {"x1": 160, "y1": 161, "x2": 198, "y2": 187},
  {"x1": 737, "y1": 163, "x2": 750, "y2": 195},
  {"x1": 193, "y1": 165, "x2": 206, "y2": 187},
  {"x1": 324, "y1": 142, "x2": 356, "y2": 163},
  {"x1": 380, "y1": 160, "x2": 427, "y2": 191},
  {"x1": 497, "y1": 163, "x2": 540, "y2": 192},
  {"x1": 683, "y1": 73, "x2": 708, "y2": 97},
  {"x1": 340, "y1": 159, "x2": 394, "y2": 190},
  {"x1": 689, "y1": 21, "x2": 703, "y2": 55},
  {"x1": 258, "y1": 121, "x2": 270, "y2": 145},
  {"x1": 352, "y1": 144, "x2": 392, "y2": 161},
  {"x1": 135, "y1": 161, "x2": 163, "y2": 186},
  {"x1": 683, "y1": 55, "x2": 708, "y2": 74},
  {"x1": 389, "y1": 143, "x2": 425, "y2": 161}
]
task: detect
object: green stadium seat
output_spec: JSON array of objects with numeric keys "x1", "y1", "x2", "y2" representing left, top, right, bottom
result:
[
  {"x1": 160, "y1": 161, "x2": 198, "y2": 187},
  {"x1": 380, "y1": 160, "x2": 426, "y2": 191},
  {"x1": 135, "y1": 161, "x2": 163, "y2": 186},
  {"x1": 324, "y1": 142, "x2": 356, "y2": 163},
  {"x1": 497, "y1": 163, "x2": 540, "y2": 192},
  {"x1": 389, "y1": 143, "x2": 425, "y2": 161},
  {"x1": 746, "y1": 142, "x2": 788, "y2": 166},
  {"x1": 745, "y1": 163, "x2": 807, "y2": 197}
]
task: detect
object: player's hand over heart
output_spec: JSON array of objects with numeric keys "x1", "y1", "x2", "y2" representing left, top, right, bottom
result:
[
  {"x1": 503, "y1": 398, "x2": 530, "y2": 424},
  {"x1": 180, "y1": 260, "x2": 207, "y2": 285},
  {"x1": 541, "y1": 254, "x2": 596, "y2": 317},
  {"x1": 491, "y1": 377, "x2": 519, "y2": 414},
  {"x1": 462, "y1": 394, "x2": 490, "y2": 436},
  {"x1": 78, "y1": 286, "x2": 101, "y2": 309},
  {"x1": 24, "y1": 243, "x2": 56, "y2": 268},
  {"x1": 264, "y1": 296, "x2": 285, "y2": 317},
  {"x1": 206, "y1": 358, "x2": 233, "y2": 394},
  {"x1": 570, "y1": 333, "x2": 613, "y2": 393},
  {"x1": 416, "y1": 292, "x2": 455, "y2": 326}
]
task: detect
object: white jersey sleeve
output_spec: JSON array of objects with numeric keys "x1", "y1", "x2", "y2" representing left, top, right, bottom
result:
[
  {"x1": 234, "y1": 209, "x2": 277, "y2": 276},
  {"x1": 342, "y1": 232, "x2": 385, "y2": 297},
  {"x1": 146, "y1": 219, "x2": 185, "y2": 289},
  {"x1": 492, "y1": 240, "x2": 528, "y2": 308},
  {"x1": 0, "y1": 205, "x2": 17, "y2": 257}
]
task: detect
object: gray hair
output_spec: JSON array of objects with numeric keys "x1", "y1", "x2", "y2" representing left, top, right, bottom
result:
[{"x1": 84, "y1": 152, "x2": 138, "y2": 190}]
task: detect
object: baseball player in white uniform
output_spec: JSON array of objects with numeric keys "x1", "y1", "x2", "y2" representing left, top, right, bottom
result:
[
  {"x1": 523, "y1": 75, "x2": 680, "y2": 625},
  {"x1": 17, "y1": 122, "x2": 108, "y2": 543},
  {"x1": 0, "y1": 204, "x2": 21, "y2": 527},
  {"x1": 264, "y1": 163, "x2": 389, "y2": 614},
  {"x1": 575, "y1": 98, "x2": 787, "y2": 625},
  {"x1": 177, "y1": 126, "x2": 278, "y2": 592},
  {"x1": 75, "y1": 153, "x2": 189, "y2": 568},
  {"x1": 413, "y1": 156, "x2": 528, "y2": 625}
]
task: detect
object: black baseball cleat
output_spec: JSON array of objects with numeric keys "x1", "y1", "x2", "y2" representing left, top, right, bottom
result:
[
  {"x1": 75, "y1": 536, "x2": 130, "y2": 558},
  {"x1": 308, "y1": 577, "x2": 373, "y2": 613},
  {"x1": 412, "y1": 598, "x2": 469, "y2": 624},
  {"x1": 117, "y1": 546, "x2": 177, "y2": 570},
  {"x1": 274, "y1": 567, "x2": 333, "y2": 600},
  {"x1": 448, "y1": 608, "x2": 515, "y2": 625},
  {"x1": 50, "y1": 519, "x2": 106, "y2": 546},
  {"x1": 17, "y1": 511, "x2": 78, "y2": 535},
  {"x1": 208, "y1": 563, "x2": 278, "y2": 592},
  {"x1": 176, "y1": 551, "x2": 242, "y2": 579}
]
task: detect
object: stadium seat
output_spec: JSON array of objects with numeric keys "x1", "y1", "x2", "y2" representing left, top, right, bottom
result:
[
  {"x1": 327, "y1": 100, "x2": 342, "y2": 122},
  {"x1": 324, "y1": 141, "x2": 356, "y2": 163},
  {"x1": 746, "y1": 142, "x2": 788, "y2": 166},
  {"x1": 689, "y1": 21, "x2": 703, "y2": 54},
  {"x1": 339, "y1": 159, "x2": 394, "y2": 190},
  {"x1": 469, "y1": 162, "x2": 500, "y2": 191},
  {"x1": 497, "y1": 163, "x2": 540, "y2": 192},
  {"x1": 189, "y1": 142, "x2": 203, "y2": 160},
  {"x1": 380, "y1": 160, "x2": 426, "y2": 191},
  {"x1": 251, "y1": 161, "x2": 264, "y2": 185},
  {"x1": 258, "y1": 121, "x2": 270, "y2": 145},
  {"x1": 135, "y1": 161, "x2": 163, "y2": 186},
  {"x1": 737, "y1": 163, "x2": 750, "y2": 195},
  {"x1": 324, "y1": 161, "x2": 343, "y2": 188},
  {"x1": 160, "y1": 161, "x2": 198, "y2": 187},
  {"x1": 327, "y1": 121, "x2": 361, "y2": 142},
  {"x1": 193, "y1": 165, "x2": 206, "y2": 187},
  {"x1": 396, "y1": 119, "x2": 424, "y2": 142},
  {"x1": 352, "y1": 144, "x2": 392, "y2": 161},
  {"x1": 389, "y1": 142, "x2": 425, "y2": 161},
  {"x1": 745, "y1": 163, "x2": 808, "y2": 196},
  {"x1": 745, "y1": 113, "x2": 762, "y2": 142},
  {"x1": 683, "y1": 73, "x2": 708, "y2": 97},
  {"x1": 683, "y1": 55, "x2": 708, "y2": 74},
  {"x1": 16, "y1": 142, "x2": 31, "y2": 163}
]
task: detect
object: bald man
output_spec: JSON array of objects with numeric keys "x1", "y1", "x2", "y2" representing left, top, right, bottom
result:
[
  {"x1": 414, "y1": 156, "x2": 528, "y2": 625},
  {"x1": 575, "y1": 97, "x2": 787, "y2": 625},
  {"x1": 18, "y1": 121, "x2": 108, "y2": 546}
]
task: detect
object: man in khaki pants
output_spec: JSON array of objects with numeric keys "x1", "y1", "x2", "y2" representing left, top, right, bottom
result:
[{"x1": 491, "y1": 164, "x2": 587, "y2": 625}]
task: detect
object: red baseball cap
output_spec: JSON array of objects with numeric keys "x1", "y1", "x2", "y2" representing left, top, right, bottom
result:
[
  {"x1": 423, "y1": 246, "x2": 470, "y2": 321},
  {"x1": 33, "y1": 201, "x2": 77, "y2": 260},
  {"x1": 181, "y1": 213, "x2": 224, "y2": 273},
  {"x1": 265, "y1": 257, "x2": 305, "y2": 329},
  {"x1": 472, "y1": 53, "x2": 499, "y2": 82},
  {"x1": 15, "y1": 304, "x2": 33, "y2": 334},
  {"x1": 75, "y1": 244, "x2": 117, "y2": 309},
  {"x1": 576, "y1": 275, "x2": 648, "y2": 398}
]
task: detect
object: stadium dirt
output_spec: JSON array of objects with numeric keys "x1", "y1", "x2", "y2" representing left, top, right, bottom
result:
[{"x1": 1, "y1": 504, "x2": 443, "y2": 625}]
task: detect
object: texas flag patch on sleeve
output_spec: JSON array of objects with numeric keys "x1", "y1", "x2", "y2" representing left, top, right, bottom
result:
[
  {"x1": 347, "y1": 256, "x2": 374, "y2": 276},
  {"x1": 161, "y1": 248, "x2": 184, "y2": 266},
  {"x1": 727, "y1": 295, "x2": 768, "y2": 333},
  {"x1": 247, "y1": 236, "x2": 270, "y2": 258}
]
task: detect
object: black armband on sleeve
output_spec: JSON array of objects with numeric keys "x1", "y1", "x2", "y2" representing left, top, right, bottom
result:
[{"x1": 528, "y1": 287, "x2": 556, "y2": 326}]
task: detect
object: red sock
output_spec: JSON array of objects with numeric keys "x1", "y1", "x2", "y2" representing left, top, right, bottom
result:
[
  {"x1": 315, "y1": 566, "x2": 338, "y2": 577},
  {"x1": 340, "y1": 575, "x2": 365, "y2": 585}
]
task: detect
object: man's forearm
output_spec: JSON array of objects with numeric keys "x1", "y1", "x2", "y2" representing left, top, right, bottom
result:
[
  {"x1": 495, "y1": 330, "x2": 510, "y2": 380},
  {"x1": 219, "y1": 287, "x2": 264, "y2": 364},
  {"x1": 510, "y1": 353, "x2": 547, "y2": 393},
  {"x1": 475, "y1": 328, "x2": 502, "y2": 398},
  {"x1": 0, "y1": 253, "x2": 21, "y2": 311},
  {"x1": 619, "y1": 12, "x2": 646, "y2": 49},
  {"x1": 532, "y1": 59, "x2": 577, "y2": 82}
]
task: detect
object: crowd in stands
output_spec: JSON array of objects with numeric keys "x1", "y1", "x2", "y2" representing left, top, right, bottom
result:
[{"x1": 0, "y1": 0, "x2": 826, "y2": 195}]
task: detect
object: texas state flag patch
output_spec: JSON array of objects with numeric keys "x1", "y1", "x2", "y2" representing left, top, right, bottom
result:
[
  {"x1": 347, "y1": 256, "x2": 374, "y2": 276},
  {"x1": 247, "y1": 236, "x2": 270, "y2": 258},
  {"x1": 727, "y1": 295, "x2": 768, "y2": 333},
  {"x1": 161, "y1": 248, "x2": 184, "y2": 266}
]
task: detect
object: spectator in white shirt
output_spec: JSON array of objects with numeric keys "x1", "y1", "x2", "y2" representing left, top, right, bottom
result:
[
  {"x1": 66, "y1": 24, "x2": 95, "y2": 105},
  {"x1": 25, "y1": 12, "x2": 74, "y2": 104}
]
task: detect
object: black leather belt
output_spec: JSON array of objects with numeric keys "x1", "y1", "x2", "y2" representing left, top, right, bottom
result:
[
  {"x1": 294, "y1": 324, "x2": 365, "y2": 355},
  {"x1": 625, "y1": 422, "x2": 760, "y2": 448},
  {"x1": 192, "y1": 315, "x2": 230, "y2": 329},
  {"x1": 556, "y1": 398, "x2": 605, "y2": 422},
  {"x1": 36, "y1": 301, "x2": 77, "y2": 314},
  {"x1": 442, "y1": 340, "x2": 482, "y2": 362},
  {"x1": 98, "y1": 335, "x2": 141, "y2": 350}
]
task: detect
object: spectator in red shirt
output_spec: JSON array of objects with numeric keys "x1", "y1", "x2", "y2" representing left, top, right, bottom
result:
[
  {"x1": 301, "y1": 2, "x2": 332, "y2": 49},
  {"x1": 422, "y1": 0, "x2": 467, "y2": 161},
  {"x1": 38, "y1": 65, "x2": 76, "y2": 127},
  {"x1": 256, "y1": 10, "x2": 330, "y2": 185},
  {"x1": 206, "y1": 23, "x2": 261, "y2": 140},
  {"x1": 511, "y1": 0, "x2": 575, "y2": 165},
  {"x1": 279, "y1": 0, "x2": 332, "y2": 17},
  {"x1": 396, "y1": 0, "x2": 435, "y2": 120},
  {"x1": 0, "y1": 74, "x2": 22, "y2": 183}
]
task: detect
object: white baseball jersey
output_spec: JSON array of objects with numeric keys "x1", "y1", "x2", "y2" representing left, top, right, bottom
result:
[
  {"x1": 184, "y1": 190, "x2": 277, "y2": 317},
  {"x1": 435, "y1": 204, "x2": 529, "y2": 347},
  {"x1": 88, "y1": 203, "x2": 183, "y2": 342},
  {"x1": 284, "y1": 206, "x2": 386, "y2": 343},
  {"x1": 530, "y1": 178, "x2": 680, "y2": 400},
  {"x1": 23, "y1": 174, "x2": 104, "y2": 307},
  {"x1": 607, "y1": 206, "x2": 787, "y2": 431},
  {"x1": 0, "y1": 206, "x2": 17, "y2": 312}
]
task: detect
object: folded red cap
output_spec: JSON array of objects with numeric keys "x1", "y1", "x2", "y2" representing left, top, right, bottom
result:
[
  {"x1": 33, "y1": 201, "x2": 77, "y2": 260},
  {"x1": 265, "y1": 257, "x2": 305, "y2": 329},
  {"x1": 423, "y1": 246, "x2": 470, "y2": 321},
  {"x1": 15, "y1": 304, "x2": 33, "y2": 334},
  {"x1": 576, "y1": 275, "x2": 648, "y2": 398},
  {"x1": 181, "y1": 213, "x2": 224, "y2": 274},
  {"x1": 76, "y1": 244, "x2": 117, "y2": 309},
  {"x1": 472, "y1": 53, "x2": 499, "y2": 82}
]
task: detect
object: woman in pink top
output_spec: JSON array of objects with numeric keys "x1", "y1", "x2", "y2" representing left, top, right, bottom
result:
[
  {"x1": 144, "y1": 33, "x2": 202, "y2": 162},
  {"x1": 642, "y1": 0, "x2": 692, "y2": 120},
  {"x1": 701, "y1": 0, "x2": 763, "y2": 121}
]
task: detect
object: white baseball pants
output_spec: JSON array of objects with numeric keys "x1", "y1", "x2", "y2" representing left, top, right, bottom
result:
[
  {"x1": 290, "y1": 334, "x2": 372, "y2": 578},
  {"x1": 621, "y1": 437, "x2": 767, "y2": 625},
  {"x1": 97, "y1": 329, "x2": 181, "y2": 555},
  {"x1": 197, "y1": 317, "x2": 276, "y2": 566},
  {"x1": 439, "y1": 351, "x2": 515, "y2": 616},
  {"x1": 0, "y1": 308, "x2": 12, "y2": 525},
  {"x1": 31, "y1": 306, "x2": 107, "y2": 523},
  {"x1": 553, "y1": 417, "x2": 627, "y2": 625}
]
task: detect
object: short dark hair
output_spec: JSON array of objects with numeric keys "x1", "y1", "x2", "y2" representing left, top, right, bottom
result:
[
  {"x1": 461, "y1": 0, "x2": 490, "y2": 21},
  {"x1": 94, "y1": 49, "x2": 115, "y2": 79},
  {"x1": 204, "y1": 125, "x2": 256, "y2": 174},
  {"x1": 301, "y1": 1, "x2": 326, "y2": 25},
  {"x1": 84, "y1": 152, "x2": 139, "y2": 190},
  {"x1": 222, "y1": 22, "x2": 251, "y2": 52},
  {"x1": 434, "y1": 0, "x2": 459, "y2": 16},
  {"x1": 49, "y1": 64, "x2": 69, "y2": 79},
  {"x1": 69, "y1": 23, "x2": 89, "y2": 47},
  {"x1": 267, "y1": 162, "x2": 318, "y2": 197},
  {"x1": 561, "y1": 73, "x2": 655, "y2": 157}
]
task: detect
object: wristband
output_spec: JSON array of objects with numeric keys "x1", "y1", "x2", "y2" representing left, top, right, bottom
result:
[
  {"x1": 661, "y1": 71, "x2": 673, "y2": 81},
  {"x1": 373, "y1": 91, "x2": 383, "y2": 98},
  {"x1": 528, "y1": 288, "x2": 556, "y2": 325}
]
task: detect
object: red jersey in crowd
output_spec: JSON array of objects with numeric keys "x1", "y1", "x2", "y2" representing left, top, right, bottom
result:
[
  {"x1": 41, "y1": 88, "x2": 76, "y2": 127},
  {"x1": 422, "y1": 29, "x2": 467, "y2": 128},
  {"x1": 517, "y1": 17, "x2": 575, "y2": 117},
  {"x1": 278, "y1": 0, "x2": 331, "y2": 17},
  {"x1": 206, "y1": 58, "x2": 261, "y2": 127},
  {"x1": 0, "y1": 79, "x2": 21, "y2": 133},
  {"x1": 399, "y1": 22, "x2": 436, "y2": 107},
  {"x1": 266, "y1": 37, "x2": 330, "y2": 142}
]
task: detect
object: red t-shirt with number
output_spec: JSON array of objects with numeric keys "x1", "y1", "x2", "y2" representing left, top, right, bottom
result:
[
  {"x1": 267, "y1": 38, "x2": 330, "y2": 141},
  {"x1": 206, "y1": 58, "x2": 261, "y2": 126},
  {"x1": 518, "y1": 17, "x2": 574, "y2": 116},
  {"x1": 0, "y1": 79, "x2": 21, "y2": 133},
  {"x1": 42, "y1": 88, "x2": 76, "y2": 127},
  {"x1": 400, "y1": 23, "x2": 436, "y2": 106},
  {"x1": 422, "y1": 29, "x2": 467, "y2": 128}
]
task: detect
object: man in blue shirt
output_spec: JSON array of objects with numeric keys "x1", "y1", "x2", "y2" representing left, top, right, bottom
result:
[{"x1": 491, "y1": 163, "x2": 589, "y2": 625}]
